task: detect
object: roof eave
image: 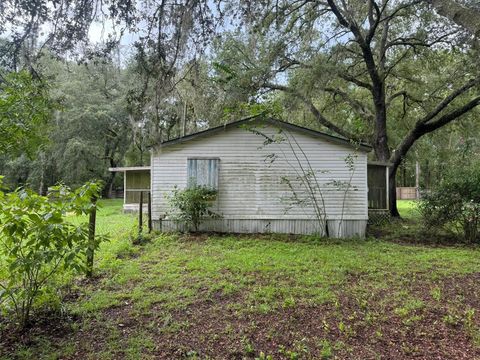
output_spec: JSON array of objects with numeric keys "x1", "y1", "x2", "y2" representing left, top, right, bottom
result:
[{"x1": 155, "y1": 116, "x2": 372, "y2": 152}]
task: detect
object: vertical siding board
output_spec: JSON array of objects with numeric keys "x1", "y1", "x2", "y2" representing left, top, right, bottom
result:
[{"x1": 154, "y1": 219, "x2": 364, "y2": 237}]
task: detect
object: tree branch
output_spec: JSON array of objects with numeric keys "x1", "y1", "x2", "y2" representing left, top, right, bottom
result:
[
  {"x1": 422, "y1": 96, "x2": 480, "y2": 131},
  {"x1": 264, "y1": 82, "x2": 361, "y2": 141},
  {"x1": 380, "y1": 0, "x2": 423, "y2": 24},
  {"x1": 327, "y1": 0, "x2": 366, "y2": 45},
  {"x1": 328, "y1": 0, "x2": 383, "y2": 101},
  {"x1": 385, "y1": 30, "x2": 458, "y2": 51},
  {"x1": 391, "y1": 95, "x2": 480, "y2": 168},
  {"x1": 338, "y1": 73, "x2": 373, "y2": 91},
  {"x1": 420, "y1": 77, "x2": 480, "y2": 124},
  {"x1": 323, "y1": 87, "x2": 375, "y2": 121},
  {"x1": 366, "y1": 0, "x2": 382, "y2": 44},
  {"x1": 386, "y1": 90, "x2": 423, "y2": 108}
]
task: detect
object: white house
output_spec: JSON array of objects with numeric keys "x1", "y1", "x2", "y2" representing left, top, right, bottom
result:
[{"x1": 150, "y1": 117, "x2": 373, "y2": 238}]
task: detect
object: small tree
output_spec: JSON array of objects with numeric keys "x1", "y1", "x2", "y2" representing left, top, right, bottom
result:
[
  {"x1": 0, "y1": 180, "x2": 105, "y2": 328},
  {"x1": 168, "y1": 185, "x2": 218, "y2": 232},
  {"x1": 418, "y1": 164, "x2": 480, "y2": 243}
]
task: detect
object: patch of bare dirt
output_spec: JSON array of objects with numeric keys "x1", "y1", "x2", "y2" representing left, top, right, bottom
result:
[
  {"x1": 149, "y1": 284, "x2": 480, "y2": 359},
  {"x1": 0, "y1": 311, "x2": 77, "y2": 357},
  {"x1": 2, "y1": 273, "x2": 480, "y2": 359}
]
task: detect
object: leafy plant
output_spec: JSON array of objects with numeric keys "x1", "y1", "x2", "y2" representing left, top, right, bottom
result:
[
  {"x1": 0, "y1": 179, "x2": 105, "y2": 328},
  {"x1": 256, "y1": 351, "x2": 273, "y2": 360},
  {"x1": 242, "y1": 335, "x2": 255, "y2": 355},
  {"x1": 0, "y1": 71, "x2": 55, "y2": 157},
  {"x1": 167, "y1": 185, "x2": 219, "y2": 232},
  {"x1": 418, "y1": 163, "x2": 480, "y2": 242},
  {"x1": 319, "y1": 339, "x2": 333, "y2": 359}
]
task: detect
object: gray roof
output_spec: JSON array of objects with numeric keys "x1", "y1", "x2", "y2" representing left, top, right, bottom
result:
[{"x1": 157, "y1": 117, "x2": 372, "y2": 152}]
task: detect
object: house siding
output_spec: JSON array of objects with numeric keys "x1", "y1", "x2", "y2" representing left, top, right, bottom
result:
[{"x1": 151, "y1": 123, "x2": 368, "y2": 237}]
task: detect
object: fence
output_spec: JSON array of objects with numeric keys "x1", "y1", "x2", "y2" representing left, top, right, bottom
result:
[
  {"x1": 396, "y1": 187, "x2": 419, "y2": 200},
  {"x1": 109, "y1": 188, "x2": 124, "y2": 199}
]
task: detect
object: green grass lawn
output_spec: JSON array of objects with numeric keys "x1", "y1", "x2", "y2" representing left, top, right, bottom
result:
[
  {"x1": 397, "y1": 199, "x2": 419, "y2": 219},
  {"x1": 1, "y1": 200, "x2": 480, "y2": 359},
  {"x1": 72, "y1": 198, "x2": 137, "y2": 237}
]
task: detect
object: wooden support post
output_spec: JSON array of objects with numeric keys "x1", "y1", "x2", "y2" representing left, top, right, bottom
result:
[
  {"x1": 148, "y1": 191, "x2": 152, "y2": 233},
  {"x1": 138, "y1": 191, "x2": 143, "y2": 235},
  {"x1": 86, "y1": 196, "x2": 97, "y2": 278}
]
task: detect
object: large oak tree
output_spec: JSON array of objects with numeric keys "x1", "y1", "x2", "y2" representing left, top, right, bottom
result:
[
  {"x1": 2, "y1": 0, "x2": 479, "y2": 216},
  {"x1": 220, "y1": 0, "x2": 480, "y2": 216}
]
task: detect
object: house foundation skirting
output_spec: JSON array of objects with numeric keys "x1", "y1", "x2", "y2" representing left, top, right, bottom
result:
[
  {"x1": 153, "y1": 218, "x2": 367, "y2": 238},
  {"x1": 367, "y1": 209, "x2": 391, "y2": 225}
]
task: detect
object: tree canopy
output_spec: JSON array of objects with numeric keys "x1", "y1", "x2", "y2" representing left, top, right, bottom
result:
[
  {"x1": 210, "y1": 0, "x2": 480, "y2": 214},
  {"x1": 0, "y1": 71, "x2": 55, "y2": 156},
  {"x1": 0, "y1": 0, "x2": 479, "y2": 215}
]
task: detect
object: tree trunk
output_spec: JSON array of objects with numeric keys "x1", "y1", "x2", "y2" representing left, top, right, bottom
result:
[
  {"x1": 372, "y1": 110, "x2": 400, "y2": 216},
  {"x1": 102, "y1": 156, "x2": 117, "y2": 198},
  {"x1": 373, "y1": 120, "x2": 402, "y2": 217},
  {"x1": 103, "y1": 170, "x2": 116, "y2": 198},
  {"x1": 182, "y1": 101, "x2": 187, "y2": 137},
  {"x1": 389, "y1": 164, "x2": 400, "y2": 217}
]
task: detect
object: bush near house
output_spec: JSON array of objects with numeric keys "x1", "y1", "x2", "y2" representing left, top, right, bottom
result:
[
  {"x1": 168, "y1": 185, "x2": 219, "y2": 232},
  {"x1": 418, "y1": 164, "x2": 480, "y2": 242}
]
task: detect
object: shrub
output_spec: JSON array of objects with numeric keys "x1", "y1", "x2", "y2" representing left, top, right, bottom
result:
[
  {"x1": 418, "y1": 164, "x2": 480, "y2": 243},
  {"x1": 168, "y1": 185, "x2": 218, "y2": 232},
  {"x1": 0, "y1": 180, "x2": 104, "y2": 328}
]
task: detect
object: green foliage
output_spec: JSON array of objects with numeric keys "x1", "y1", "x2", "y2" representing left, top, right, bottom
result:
[
  {"x1": 319, "y1": 339, "x2": 333, "y2": 359},
  {"x1": 0, "y1": 57, "x2": 132, "y2": 193},
  {"x1": 168, "y1": 185, "x2": 218, "y2": 232},
  {"x1": 0, "y1": 180, "x2": 105, "y2": 327},
  {"x1": 0, "y1": 71, "x2": 55, "y2": 157},
  {"x1": 44, "y1": 58, "x2": 131, "y2": 189},
  {"x1": 3, "y1": 203, "x2": 480, "y2": 358},
  {"x1": 418, "y1": 163, "x2": 480, "y2": 242},
  {"x1": 397, "y1": 200, "x2": 418, "y2": 219}
]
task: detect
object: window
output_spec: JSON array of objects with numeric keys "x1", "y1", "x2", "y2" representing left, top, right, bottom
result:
[{"x1": 187, "y1": 158, "x2": 219, "y2": 189}]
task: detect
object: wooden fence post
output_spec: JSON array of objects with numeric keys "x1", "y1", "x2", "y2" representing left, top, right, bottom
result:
[
  {"x1": 86, "y1": 196, "x2": 97, "y2": 278},
  {"x1": 138, "y1": 191, "x2": 143, "y2": 235},
  {"x1": 148, "y1": 191, "x2": 152, "y2": 233}
]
